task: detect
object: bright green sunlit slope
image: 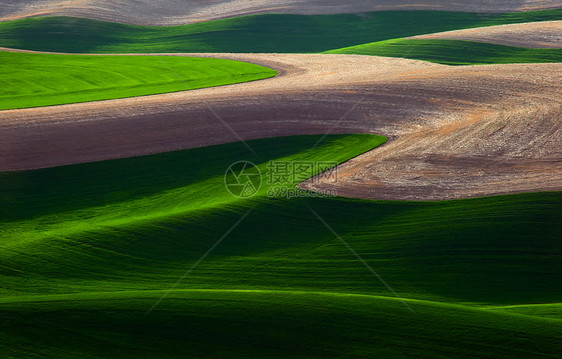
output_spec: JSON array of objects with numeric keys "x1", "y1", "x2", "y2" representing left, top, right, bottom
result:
[
  {"x1": 324, "y1": 38, "x2": 562, "y2": 65},
  {"x1": 0, "y1": 51, "x2": 276, "y2": 110},
  {"x1": 0, "y1": 9, "x2": 560, "y2": 53},
  {"x1": 1, "y1": 134, "x2": 561, "y2": 358}
]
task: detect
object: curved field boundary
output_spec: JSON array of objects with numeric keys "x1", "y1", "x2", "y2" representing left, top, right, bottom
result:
[
  {"x1": 0, "y1": 51, "x2": 276, "y2": 110},
  {"x1": 1, "y1": 52, "x2": 560, "y2": 200},
  {"x1": 1, "y1": 128, "x2": 560, "y2": 357},
  {"x1": 0, "y1": 10, "x2": 560, "y2": 53},
  {"x1": 1, "y1": 289, "x2": 560, "y2": 358},
  {"x1": 324, "y1": 38, "x2": 562, "y2": 65},
  {"x1": 410, "y1": 20, "x2": 562, "y2": 48}
]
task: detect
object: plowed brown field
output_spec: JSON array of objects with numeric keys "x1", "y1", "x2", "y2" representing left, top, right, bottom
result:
[{"x1": 1, "y1": 50, "x2": 560, "y2": 200}]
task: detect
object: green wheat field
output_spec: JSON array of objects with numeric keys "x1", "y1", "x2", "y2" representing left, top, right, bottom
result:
[{"x1": 1, "y1": 6, "x2": 560, "y2": 359}]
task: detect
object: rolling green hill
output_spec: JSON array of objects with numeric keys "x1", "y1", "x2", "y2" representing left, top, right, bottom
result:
[
  {"x1": 0, "y1": 51, "x2": 276, "y2": 110},
  {"x1": 1, "y1": 134, "x2": 561, "y2": 357},
  {"x1": 2, "y1": 291, "x2": 560, "y2": 359},
  {"x1": 0, "y1": 9, "x2": 560, "y2": 53},
  {"x1": 324, "y1": 39, "x2": 562, "y2": 65},
  {"x1": 2, "y1": 5, "x2": 561, "y2": 357}
]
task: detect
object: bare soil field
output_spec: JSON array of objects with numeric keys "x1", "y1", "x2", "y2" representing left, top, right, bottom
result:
[
  {"x1": 1, "y1": 51, "x2": 560, "y2": 200},
  {"x1": 1, "y1": 0, "x2": 561, "y2": 25},
  {"x1": 411, "y1": 21, "x2": 562, "y2": 48}
]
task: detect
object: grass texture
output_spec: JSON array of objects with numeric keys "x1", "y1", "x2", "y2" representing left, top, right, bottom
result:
[
  {"x1": 0, "y1": 9, "x2": 560, "y2": 53},
  {"x1": 1, "y1": 134, "x2": 561, "y2": 358},
  {"x1": 0, "y1": 51, "x2": 276, "y2": 110},
  {"x1": 324, "y1": 38, "x2": 562, "y2": 65}
]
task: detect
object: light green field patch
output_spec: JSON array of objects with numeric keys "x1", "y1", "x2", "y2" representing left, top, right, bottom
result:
[
  {"x1": 0, "y1": 51, "x2": 276, "y2": 110},
  {"x1": 325, "y1": 38, "x2": 562, "y2": 65}
]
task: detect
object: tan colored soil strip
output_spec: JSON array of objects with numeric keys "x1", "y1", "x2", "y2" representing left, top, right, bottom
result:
[
  {"x1": 410, "y1": 21, "x2": 562, "y2": 48},
  {"x1": 1, "y1": 50, "x2": 560, "y2": 200}
]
